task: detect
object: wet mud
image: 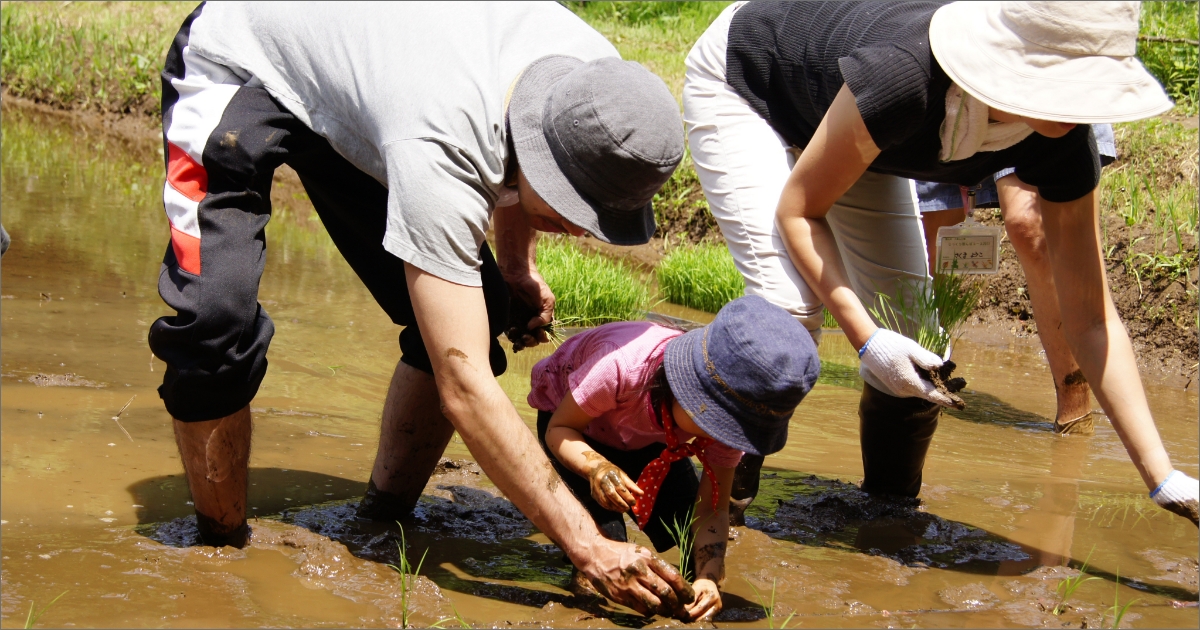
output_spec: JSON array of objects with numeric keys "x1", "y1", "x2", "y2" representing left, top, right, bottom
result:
[{"x1": 2, "y1": 106, "x2": 1197, "y2": 628}]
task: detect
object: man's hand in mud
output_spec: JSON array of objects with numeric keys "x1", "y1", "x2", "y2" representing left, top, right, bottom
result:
[
  {"x1": 683, "y1": 578, "x2": 722, "y2": 621},
  {"x1": 585, "y1": 454, "x2": 643, "y2": 513},
  {"x1": 504, "y1": 270, "x2": 554, "y2": 352},
  {"x1": 582, "y1": 542, "x2": 695, "y2": 618}
]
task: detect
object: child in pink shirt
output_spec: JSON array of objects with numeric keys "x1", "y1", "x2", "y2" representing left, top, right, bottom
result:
[{"x1": 529, "y1": 296, "x2": 819, "y2": 621}]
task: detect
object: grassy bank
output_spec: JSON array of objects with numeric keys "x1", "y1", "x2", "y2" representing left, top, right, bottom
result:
[
  {"x1": 538, "y1": 238, "x2": 649, "y2": 326},
  {"x1": 656, "y1": 242, "x2": 742, "y2": 313}
]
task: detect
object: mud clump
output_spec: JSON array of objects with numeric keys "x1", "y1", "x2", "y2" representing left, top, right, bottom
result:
[
  {"x1": 915, "y1": 360, "x2": 966, "y2": 410},
  {"x1": 27, "y1": 372, "x2": 104, "y2": 387},
  {"x1": 937, "y1": 582, "x2": 999, "y2": 610},
  {"x1": 1139, "y1": 549, "x2": 1200, "y2": 590},
  {"x1": 747, "y1": 475, "x2": 1029, "y2": 568}
]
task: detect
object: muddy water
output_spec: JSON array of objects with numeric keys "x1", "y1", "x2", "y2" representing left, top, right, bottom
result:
[{"x1": 2, "y1": 106, "x2": 1197, "y2": 628}]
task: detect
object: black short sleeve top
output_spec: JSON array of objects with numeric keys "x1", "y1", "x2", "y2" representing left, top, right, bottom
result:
[{"x1": 725, "y1": 1, "x2": 1100, "y2": 202}]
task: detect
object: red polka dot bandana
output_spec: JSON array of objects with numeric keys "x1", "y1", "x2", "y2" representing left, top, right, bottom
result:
[{"x1": 630, "y1": 400, "x2": 720, "y2": 529}]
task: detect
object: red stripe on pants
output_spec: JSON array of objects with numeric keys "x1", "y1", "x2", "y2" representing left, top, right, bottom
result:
[
  {"x1": 170, "y1": 226, "x2": 202, "y2": 275},
  {"x1": 167, "y1": 142, "x2": 208, "y2": 202}
]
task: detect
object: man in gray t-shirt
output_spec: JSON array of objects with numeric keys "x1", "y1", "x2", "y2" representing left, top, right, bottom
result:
[{"x1": 151, "y1": 2, "x2": 690, "y2": 614}]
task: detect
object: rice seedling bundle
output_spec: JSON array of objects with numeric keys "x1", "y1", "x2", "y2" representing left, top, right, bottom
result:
[
  {"x1": 657, "y1": 243, "x2": 744, "y2": 313},
  {"x1": 537, "y1": 238, "x2": 649, "y2": 326},
  {"x1": 866, "y1": 273, "x2": 983, "y2": 358}
]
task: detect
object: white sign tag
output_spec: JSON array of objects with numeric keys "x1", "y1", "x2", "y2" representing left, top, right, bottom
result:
[{"x1": 936, "y1": 223, "x2": 1001, "y2": 274}]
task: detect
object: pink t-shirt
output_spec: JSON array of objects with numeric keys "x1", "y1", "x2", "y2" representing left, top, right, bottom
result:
[{"x1": 528, "y1": 321, "x2": 744, "y2": 468}]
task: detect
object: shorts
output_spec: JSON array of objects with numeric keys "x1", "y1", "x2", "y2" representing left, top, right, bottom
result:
[{"x1": 150, "y1": 6, "x2": 511, "y2": 422}]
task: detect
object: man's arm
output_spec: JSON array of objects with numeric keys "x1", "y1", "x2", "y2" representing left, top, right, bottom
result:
[
  {"x1": 493, "y1": 203, "x2": 553, "y2": 349},
  {"x1": 1038, "y1": 191, "x2": 1175, "y2": 491},
  {"x1": 404, "y1": 263, "x2": 692, "y2": 615}
]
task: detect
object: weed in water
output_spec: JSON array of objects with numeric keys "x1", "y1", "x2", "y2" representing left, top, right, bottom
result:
[
  {"x1": 657, "y1": 243, "x2": 744, "y2": 313},
  {"x1": 23, "y1": 591, "x2": 66, "y2": 629},
  {"x1": 866, "y1": 273, "x2": 983, "y2": 357},
  {"x1": 661, "y1": 503, "x2": 700, "y2": 582},
  {"x1": 387, "y1": 523, "x2": 429, "y2": 629},
  {"x1": 745, "y1": 578, "x2": 795, "y2": 629},
  {"x1": 431, "y1": 603, "x2": 472, "y2": 629},
  {"x1": 537, "y1": 238, "x2": 649, "y2": 326},
  {"x1": 1104, "y1": 568, "x2": 1139, "y2": 629},
  {"x1": 1053, "y1": 546, "x2": 1100, "y2": 615}
]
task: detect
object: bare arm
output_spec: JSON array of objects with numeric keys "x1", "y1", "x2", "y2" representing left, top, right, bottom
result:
[
  {"x1": 685, "y1": 463, "x2": 735, "y2": 621},
  {"x1": 545, "y1": 391, "x2": 644, "y2": 512},
  {"x1": 1038, "y1": 192, "x2": 1174, "y2": 490},
  {"x1": 404, "y1": 264, "x2": 691, "y2": 615},
  {"x1": 774, "y1": 84, "x2": 882, "y2": 350},
  {"x1": 493, "y1": 203, "x2": 553, "y2": 348}
]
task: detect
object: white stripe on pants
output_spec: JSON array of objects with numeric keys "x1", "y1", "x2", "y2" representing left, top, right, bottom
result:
[{"x1": 683, "y1": 2, "x2": 930, "y2": 346}]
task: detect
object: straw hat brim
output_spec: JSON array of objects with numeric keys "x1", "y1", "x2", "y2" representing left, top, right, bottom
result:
[{"x1": 929, "y1": 1, "x2": 1173, "y2": 124}]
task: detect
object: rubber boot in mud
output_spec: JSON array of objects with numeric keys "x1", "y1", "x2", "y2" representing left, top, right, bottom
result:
[
  {"x1": 858, "y1": 383, "x2": 940, "y2": 498},
  {"x1": 1053, "y1": 411, "x2": 1095, "y2": 435},
  {"x1": 356, "y1": 477, "x2": 415, "y2": 522},
  {"x1": 728, "y1": 454, "x2": 765, "y2": 526},
  {"x1": 195, "y1": 514, "x2": 250, "y2": 548}
]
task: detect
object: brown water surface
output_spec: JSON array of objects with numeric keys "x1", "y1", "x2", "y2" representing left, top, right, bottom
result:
[{"x1": 2, "y1": 107, "x2": 1197, "y2": 628}]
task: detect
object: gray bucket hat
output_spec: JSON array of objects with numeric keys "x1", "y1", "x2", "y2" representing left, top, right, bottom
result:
[{"x1": 509, "y1": 55, "x2": 684, "y2": 245}]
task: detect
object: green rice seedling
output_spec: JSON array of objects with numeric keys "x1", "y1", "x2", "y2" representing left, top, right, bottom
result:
[
  {"x1": 1104, "y1": 569, "x2": 1139, "y2": 629},
  {"x1": 745, "y1": 578, "x2": 795, "y2": 629},
  {"x1": 661, "y1": 503, "x2": 701, "y2": 582},
  {"x1": 431, "y1": 604, "x2": 471, "y2": 629},
  {"x1": 388, "y1": 523, "x2": 429, "y2": 629},
  {"x1": 866, "y1": 273, "x2": 983, "y2": 357},
  {"x1": 537, "y1": 238, "x2": 650, "y2": 326},
  {"x1": 657, "y1": 243, "x2": 744, "y2": 313},
  {"x1": 23, "y1": 591, "x2": 66, "y2": 629},
  {"x1": 822, "y1": 308, "x2": 839, "y2": 329},
  {"x1": 1053, "y1": 547, "x2": 1100, "y2": 615}
]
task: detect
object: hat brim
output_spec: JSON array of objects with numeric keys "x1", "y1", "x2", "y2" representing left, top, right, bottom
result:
[
  {"x1": 663, "y1": 329, "x2": 787, "y2": 457},
  {"x1": 929, "y1": 2, "x2": 1173, "y2": 124},
  {"x1": 509, "y1": 55, "x2": 656, "y2": 246}
]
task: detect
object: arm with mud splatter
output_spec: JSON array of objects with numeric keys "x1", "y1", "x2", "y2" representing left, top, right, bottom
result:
[
  {"x1": 545, "y1": 391, "x2": 645, "y2": 513},
  {"x1": 685, "y1": 462, "x2": 735, "y2": 621}
]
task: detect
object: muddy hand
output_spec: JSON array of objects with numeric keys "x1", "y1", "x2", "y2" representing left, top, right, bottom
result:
[
  {"x1": 504, "y1": 271, "x2": 554, "y2": 352},
  {"x1": 683, "y1": 578, "x2": 722, "y2": 621},
  {"x1": 584, "y1": 542, "x2": 694, "y2": 618},
  {"x1": 587, "y1": 458, "x2": 643, "y2": 513},
  {"x1": 1151, "y1": 470, "x2": 1199, "y2": 526},
  {"x1": 858, "y1": 329, "x2": 957, "y2": 407}
]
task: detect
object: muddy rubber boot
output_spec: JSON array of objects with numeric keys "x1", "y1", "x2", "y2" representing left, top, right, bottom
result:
[
  {"x1": 356, "y1": 477, "x2": 415, "y2": 521},
  {"x1": 1053, "y1": 411, "x2": 1095, "y2": 436},
  {"x1": 858, "y1": 383, "x2": 941, "y2": 498},
  {"x1": 728, "y1": 454, "x2": 765, "y2": 526}
]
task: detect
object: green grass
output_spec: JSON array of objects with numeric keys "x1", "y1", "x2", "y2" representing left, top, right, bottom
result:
[
  {"x1": 1053, "y1": 547, "x2": 1100, "y2": 615},
  {"x1": 1137, "y1": 1, "x2": 1199, "y2": 114},
  {"x1": 538, "y1": 238, "x2": 649, "y2": 326},
  {"x1": 660, "y1": 503, "x2": 700, "y2": 582},
  {"x1": 745, "y1": 578, "x2": 795, "y2": 629},
  {"x1": 657, "y1": 242, "x2": 743, "y2": 313}
]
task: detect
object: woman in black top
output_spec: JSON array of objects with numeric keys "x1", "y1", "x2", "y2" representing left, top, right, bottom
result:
[{"x1": 683, "y1": 1, "x2": 1196, "y2": 525}]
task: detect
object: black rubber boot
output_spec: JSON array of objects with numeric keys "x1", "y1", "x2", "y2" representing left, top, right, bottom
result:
[
  {"x1": 728, "y1": 453, "x2": 765, "y2": 526},
  {"x1": 858, "y1": 383, "x2": 941, "y2": 498}
]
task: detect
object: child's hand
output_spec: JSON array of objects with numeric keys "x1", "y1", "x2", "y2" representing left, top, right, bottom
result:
[
  {"x1": 586, "y1": 456, "x2": 643, "y2": 513},
  {"x1": 682, "y1": 578, "x2": 722, "y2": 621}
]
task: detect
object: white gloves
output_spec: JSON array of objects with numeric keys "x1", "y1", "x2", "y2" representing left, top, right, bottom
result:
[
  {"x1": 858, "y1": 328, "x2": 956, "y2": 407},
  {"x1": 1151, "y1": 470, "x2": 1199, "y2": 525}
]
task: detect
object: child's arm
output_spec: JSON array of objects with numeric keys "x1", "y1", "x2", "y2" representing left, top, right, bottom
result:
[
  {"x1": 685, "y1": 463, "x2": 736, "y2": 621},
  {"x1": 545, "y1": 391, "x2": 644, "y2": 513}
]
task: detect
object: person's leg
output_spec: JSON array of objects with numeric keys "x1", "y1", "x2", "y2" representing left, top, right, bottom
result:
[
  {"x1": 280, "y1": 113, "x2": 512, "y2": 517},
  {"x1": 824, "y1": 175, "x2": 941, "y2": 497},
  {"x1": 996, "y1": 175, "x2": 1093, "y2": 433},
  {"x1": 152, "y1": 15, "x2": 301, "y2": 545}
]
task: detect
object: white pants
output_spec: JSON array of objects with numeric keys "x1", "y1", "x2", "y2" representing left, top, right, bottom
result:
[{"x1": 683, "y1": 3, "x2": 930, "y2": 343}]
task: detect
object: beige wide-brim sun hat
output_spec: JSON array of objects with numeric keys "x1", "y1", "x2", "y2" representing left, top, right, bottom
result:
[{"x1": 929, "y1": 1, "x2": 1173, "y2": 124}]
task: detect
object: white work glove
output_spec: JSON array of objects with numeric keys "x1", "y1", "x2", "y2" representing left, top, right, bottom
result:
[
  {"x1": 858, "y1": 328, "x2": 956, "y2": 407},
  {"x1": 1150, "y1": 470, "x2": 1199, "y2": 526}
]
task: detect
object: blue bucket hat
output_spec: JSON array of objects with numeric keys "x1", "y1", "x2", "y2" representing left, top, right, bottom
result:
[{"x1": 663, "y1": 296, "x2": 820, "y2": 456}]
